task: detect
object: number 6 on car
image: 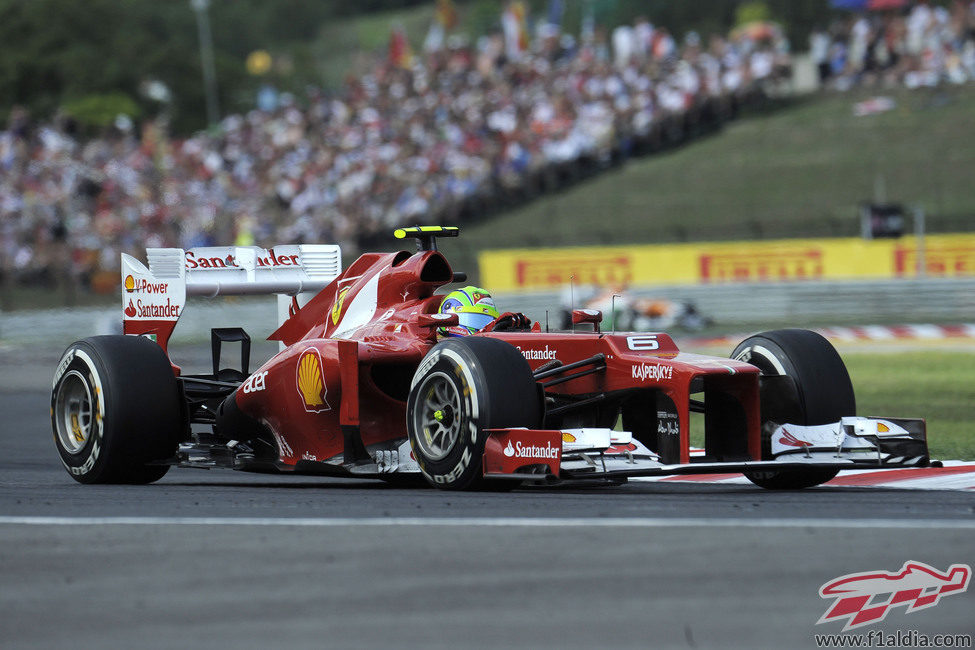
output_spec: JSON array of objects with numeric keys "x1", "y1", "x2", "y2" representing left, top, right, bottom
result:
[{"x1": 626, "y1": 335, "x2": 659, "y2": 351}]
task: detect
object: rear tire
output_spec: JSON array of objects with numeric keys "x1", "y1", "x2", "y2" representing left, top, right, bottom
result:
[
  {"x1": 731, "y1": 329, "x2": 855, "y2": 490},
  {"x1": 406, "y1": 337, "x2": 542, "y2": 490},
  {"x1": 51, "y1": 335, "x2": 183, "y2": 484}
]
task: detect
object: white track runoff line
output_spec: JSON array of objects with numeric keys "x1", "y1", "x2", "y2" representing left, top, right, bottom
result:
[
  {"x1": 1, "y1": 516, "x2": 974, "y2": 529},
  {"x1": 633, "y1": 462, "x2": 975, "y2": 489},
  {"x1": 876, "y1": 474, "x2": 975, "y2": 491}
]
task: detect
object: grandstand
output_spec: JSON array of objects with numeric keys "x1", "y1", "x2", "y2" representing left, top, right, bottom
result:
[{"x1": 1, "y1": 1, "x2": 974, "y2": 310}]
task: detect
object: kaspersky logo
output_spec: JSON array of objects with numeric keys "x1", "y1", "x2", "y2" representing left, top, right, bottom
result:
[
  {"x1": 817, "y1": 561, "x2": 971, "y2": 631},
  {"x1": 296, "y1": 348, "x2": 331, "y2": 413}
]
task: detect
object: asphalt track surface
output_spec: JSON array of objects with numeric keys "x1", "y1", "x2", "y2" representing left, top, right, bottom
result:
[{"x1": 1, "y1": 344, "x2": 973, "y2": 649}]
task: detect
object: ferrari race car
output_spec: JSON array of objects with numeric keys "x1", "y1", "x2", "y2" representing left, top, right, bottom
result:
[{"x1": 51, "y1": 226, "x2": 933, "y2": 490}]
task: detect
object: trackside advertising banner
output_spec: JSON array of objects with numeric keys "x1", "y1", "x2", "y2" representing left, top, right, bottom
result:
[{"x1": 478, "y1": 234, "x2": 975, "y2": 291}]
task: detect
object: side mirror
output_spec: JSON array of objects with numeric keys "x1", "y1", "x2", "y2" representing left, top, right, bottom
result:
[
  {"x1": 416, "y1": 312, "x2": 458, "y2": 329},
  {"x1": 572, "y1": 308, "x2": 602, "y2": 333}
]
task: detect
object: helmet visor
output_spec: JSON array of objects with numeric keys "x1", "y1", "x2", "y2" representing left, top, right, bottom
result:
[{"x1": 457, "y1": 311, "x2": 496, "y2": 333}]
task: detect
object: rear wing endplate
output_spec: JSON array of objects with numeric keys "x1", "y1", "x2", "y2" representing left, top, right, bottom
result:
[{"x1": 121, "y1": 245, "x2": 341, "y2": 352}]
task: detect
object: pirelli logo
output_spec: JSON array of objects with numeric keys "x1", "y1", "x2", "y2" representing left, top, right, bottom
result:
[
  {"x1": 699, "y1": 249, "x2": 824, "y2": 282},
  {"x1": 515, "y1": 256, "x2": 633, "y2": 288},
  {"x1": 894, "y1": 246, "x2": 975, "y2": 276},
  {"x1": 483, "y1": 235, "x2": 975, "y2": 290}
]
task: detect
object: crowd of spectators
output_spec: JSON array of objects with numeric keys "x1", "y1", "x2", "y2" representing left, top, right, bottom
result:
[
  {"x1": 1, "y1": 12, "x2": 790, "y2": 293},
  {"x1": 811, "y1": 0, "x2": 975, "y2": 90}
]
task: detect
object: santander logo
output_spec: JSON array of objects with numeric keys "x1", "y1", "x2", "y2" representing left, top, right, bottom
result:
[{"x1": 503, "y1": 439, "x2": 559, "y2": 460}]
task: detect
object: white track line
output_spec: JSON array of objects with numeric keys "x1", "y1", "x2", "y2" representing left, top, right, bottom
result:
[
  {"x1": 0, "y1": 516, "x2": 974, "y2": 529},
  {"x1": 635, "y1": 462, "x2": 975, "y2": 489},
  {"x1": 871, "y1": 474, "x2": 975, "y2": 491}
]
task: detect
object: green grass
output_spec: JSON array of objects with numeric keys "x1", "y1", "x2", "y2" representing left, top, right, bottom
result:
[
  {"x1": 845, "y1": 350, "x2": 975, "y2": 461},
  {"x1": 453, "y1": 84, "x2": 975, "y2": 279}
]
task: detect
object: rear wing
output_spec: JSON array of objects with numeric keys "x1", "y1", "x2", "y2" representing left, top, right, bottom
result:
[{"x1": 121, "y1": 245, "x2": 342, "y2": 352}]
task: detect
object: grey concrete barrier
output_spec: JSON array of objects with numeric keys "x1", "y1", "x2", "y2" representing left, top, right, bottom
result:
[
  {"x1": 2, "y1": 279, "x2": 974, "y2": 351},
  {"x1": 0, "y1": 297, "x2": 279, "y2": 349},
  {"x1": 498, "y1": 278, "x2": 975, "y2": 327}
]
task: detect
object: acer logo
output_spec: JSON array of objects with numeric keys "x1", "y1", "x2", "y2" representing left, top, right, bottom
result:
[{"x1": 241, "y1": 371, "x2": 268, "y2": 394}]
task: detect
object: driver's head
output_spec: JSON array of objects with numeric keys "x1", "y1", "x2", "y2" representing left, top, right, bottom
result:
[{"x1": 438, "y1": 286, "x2": 500, "y2": 337}]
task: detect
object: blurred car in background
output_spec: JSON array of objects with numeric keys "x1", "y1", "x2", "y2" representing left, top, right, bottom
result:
[{"x1": 561, "y1": 285, "x2": 713, "y2": 332}]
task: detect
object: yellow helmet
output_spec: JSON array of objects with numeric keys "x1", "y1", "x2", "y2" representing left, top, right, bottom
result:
[{"x1": 438, "y1": 286, "x2": 500, "y2": 336}]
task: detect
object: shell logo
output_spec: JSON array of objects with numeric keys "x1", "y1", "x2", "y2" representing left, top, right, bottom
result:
[
  {"x1": 296, "y1": 348, "x2": 331, "y2": 413},
  {"x1": 124, "y1": 275, "x2": 135, "y2": 292},
  {"x1": 331, "y1": 286, "x2": 351, "y2": 325}
]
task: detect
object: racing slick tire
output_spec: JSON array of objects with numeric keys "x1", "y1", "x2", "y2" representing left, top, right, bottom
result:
[
  {"x1": 406, "y1": 336, "x2": 543, "y2": 490},
  {"x1": 731, "y1": 329, "x2": 855, "y2": 490},
  {"x1": 51, "y1": 335, "x2": 182, "y2": 484}
]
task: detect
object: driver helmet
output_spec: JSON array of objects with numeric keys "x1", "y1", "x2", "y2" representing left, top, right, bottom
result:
[{"x1": 438, "y1": 286, "x2": 500, "y2": 336}]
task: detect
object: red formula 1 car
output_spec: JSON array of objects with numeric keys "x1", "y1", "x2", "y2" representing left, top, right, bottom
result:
[{"x1": 51, "y1": 227, "x2": 932, "y2": 490}]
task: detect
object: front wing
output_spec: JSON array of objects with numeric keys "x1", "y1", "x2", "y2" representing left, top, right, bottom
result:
[
  {"x1": 479, "y1": 416, "x2": 931, "y2": 483},
  {"x1": 173, "y1": 416, "x2": 930, "y2": 483}
]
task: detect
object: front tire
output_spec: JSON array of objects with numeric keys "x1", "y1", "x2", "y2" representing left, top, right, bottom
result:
[
  {"x1": 406, "y1": 337, "x2": 542, "y2": 490},
  {"x1": 51, "y1": 335, "x2": 183, "y2": 484},
  {"x1": 732, "y1": 329, "x2": 855, "y2": 490}
]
